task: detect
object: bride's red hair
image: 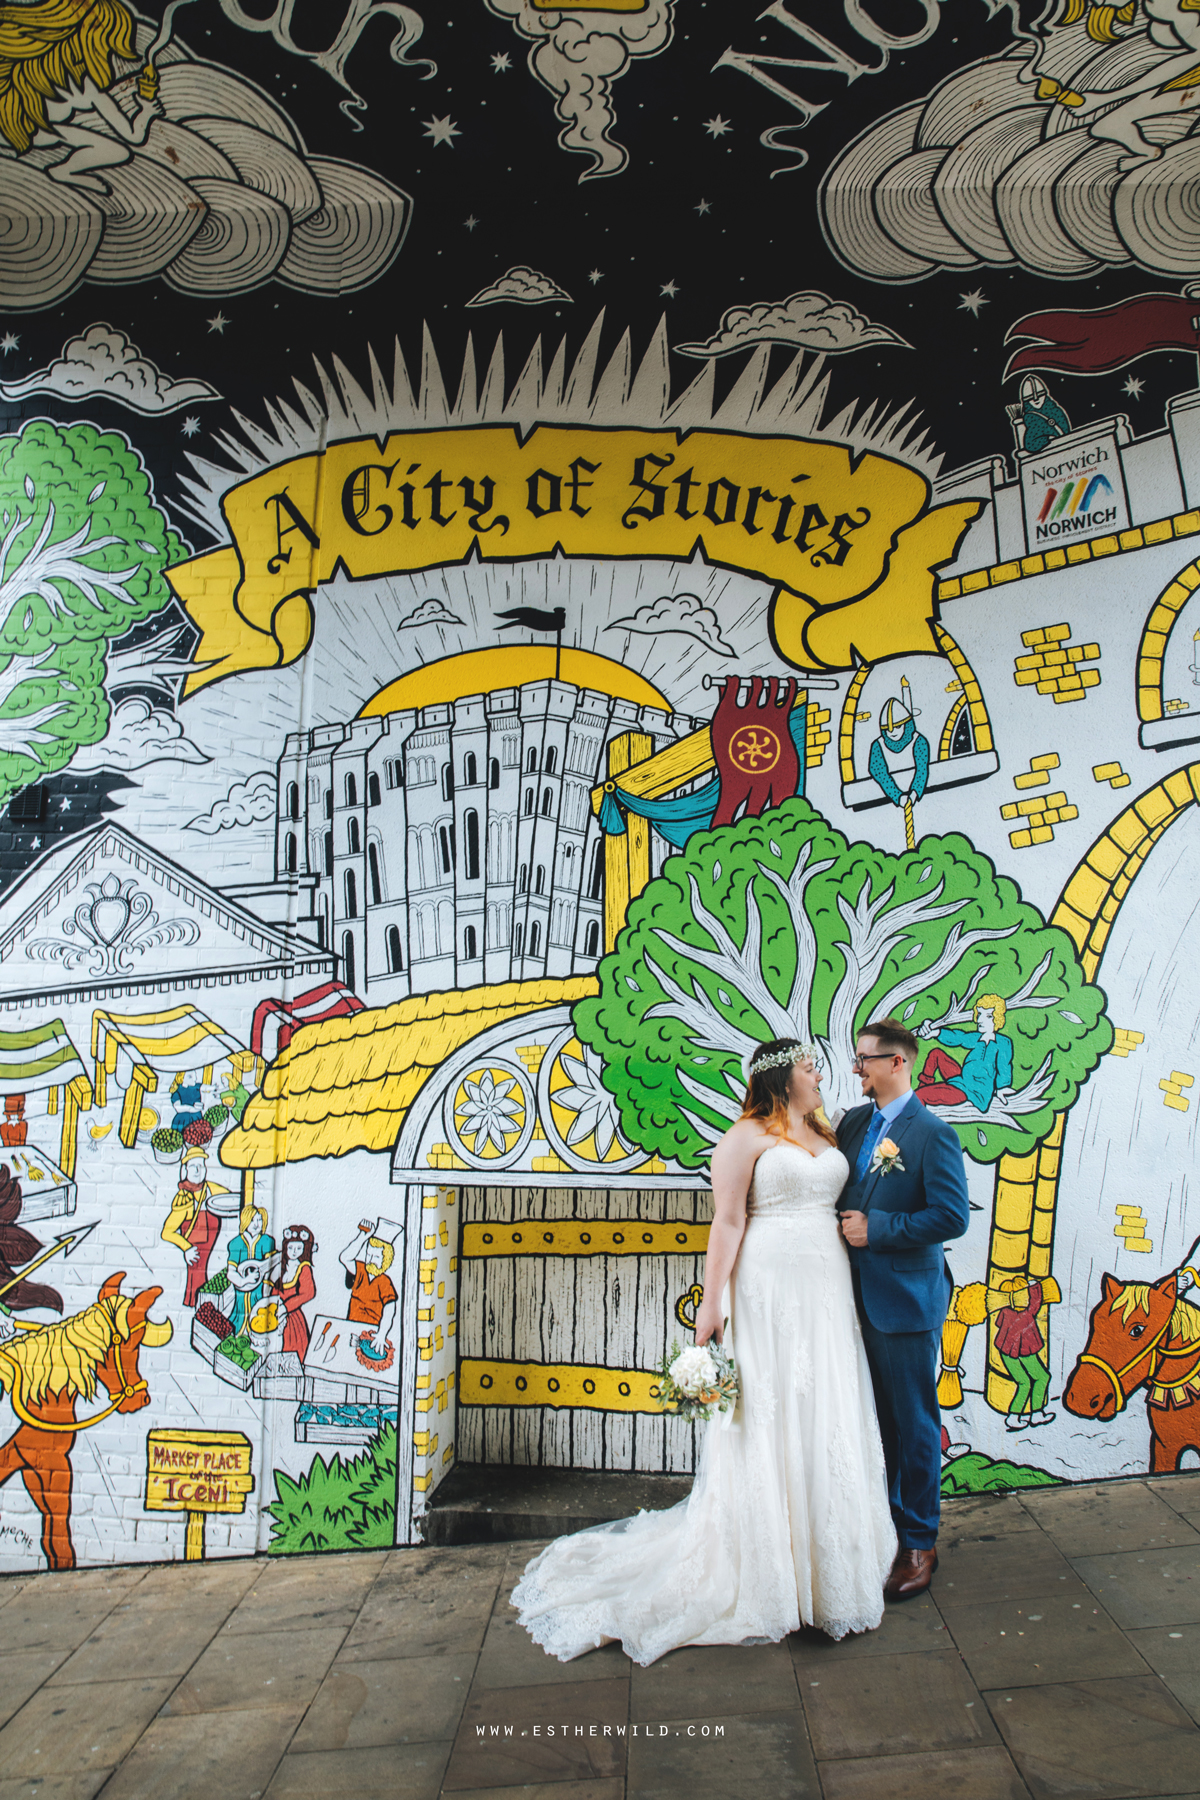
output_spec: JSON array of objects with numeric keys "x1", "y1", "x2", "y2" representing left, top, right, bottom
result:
[{"x1": 739, "y1": 1038, "x2": 837, "y2": 1147}]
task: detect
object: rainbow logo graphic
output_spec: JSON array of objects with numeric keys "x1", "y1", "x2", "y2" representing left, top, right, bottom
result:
[{"x1": 1037, "y1": 473, "x2": 1113, "y2": 524}]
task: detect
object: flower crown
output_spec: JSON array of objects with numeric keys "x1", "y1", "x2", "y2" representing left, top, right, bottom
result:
[{"x1": 744, "y1": 1043, "x2": 821, "y2": 1080}]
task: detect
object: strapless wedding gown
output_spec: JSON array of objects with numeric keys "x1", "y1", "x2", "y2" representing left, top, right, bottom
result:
[{"x1": 512, "y1": 1143, "x2": 898, "y2": 1664}]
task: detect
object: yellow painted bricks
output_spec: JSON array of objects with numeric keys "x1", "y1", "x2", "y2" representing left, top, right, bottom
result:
[
  {"x1": 1109, "y1": 1028, "x2": 1145, "y2": 1058},
  {"x1": 1114, "y1": 1203, "x2": 1152, "y2": 1254},
  {"x1": 1001, "y1": 786, "x2": 1078, "y2": 849},
  {"x1": 1094, "y1": 762, "x2": 1132, "y2": 789},
  {"x1": 1014, "y1": 753, "x2": 1060, "y2": 790},
  {"x1": 1013, "y1": 624, "x2": 1101, "y2": 703},
  {"x1": 1161, "y1": 1070, "x2": 1194, "y2": 1113}
]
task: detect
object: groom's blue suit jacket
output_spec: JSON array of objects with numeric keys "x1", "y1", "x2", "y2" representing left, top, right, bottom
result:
[{"x1": 836, "y1": 1095, "x2": 970, "y2": 1333}]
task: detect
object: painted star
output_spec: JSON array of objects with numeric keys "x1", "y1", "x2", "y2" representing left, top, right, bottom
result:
[
  {"x1": 958, "y1": 289, "x2": 988, "y2": 316},
  {"x1": 694, "y1": 198, "x2": 712, "y2": 215},
  {"x1": 588, "y1": 268, "x2": 604, "y2": 285},
  {"x1": 423, "y1": 115, "x2": 461, "y2": 148},
  {"x1": 703, "y1": 115, "x2": 732, "y2": 137},
  {"x1": 463, "y1": 214, "x2": 479, "y2": 232},
  {"x1": 29, "y1": 837, "x2": 40, "y2": 850},
  {"x1": 660, "y1": 280, "x2": 679, "y2": 299},
  {"x1": 1123, "y1": 374, "x2": 1145, "y2": 398},
  {"x1": 181, "y1": 416, "x2": 200, "y2": 437},
  {"x1": 490, "y1": 51, "x2": 511, "y2": 72},
  {"x1": 207, "y1": 312, "x2": 229, "y2": 334},
  {"x1": 0, "y1": 332, "x2": 18, "y2": 355},
  {"x1": 59, "y1": 797, "x2": 71, "y2": 812}
]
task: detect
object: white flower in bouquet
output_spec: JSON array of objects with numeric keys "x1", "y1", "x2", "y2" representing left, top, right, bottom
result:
[{"x1": 669, "y1": 1344, "x2": 720, "y2": 1396}]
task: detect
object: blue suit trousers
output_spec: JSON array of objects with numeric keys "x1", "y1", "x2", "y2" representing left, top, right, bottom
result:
[{"x1": 854, "y1": 1270, "x2": 943, "y2": 1550}]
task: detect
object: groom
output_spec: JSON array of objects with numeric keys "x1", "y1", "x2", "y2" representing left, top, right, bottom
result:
[{"x1": 837, "y1": 1017, "x2": 970, "y2": 1599}]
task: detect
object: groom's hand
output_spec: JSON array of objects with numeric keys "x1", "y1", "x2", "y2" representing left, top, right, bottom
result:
[{"x1": 840, "y1": 1210, "x2": 869, "y2": 1247}]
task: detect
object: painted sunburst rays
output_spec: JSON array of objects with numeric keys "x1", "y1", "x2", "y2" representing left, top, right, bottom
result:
[
  {"x1": 174, "y1": 316, "x2": 942, "y2": 718},
  {"x1": 310, "y1": 555, "x2": 776, "y2": 724}
]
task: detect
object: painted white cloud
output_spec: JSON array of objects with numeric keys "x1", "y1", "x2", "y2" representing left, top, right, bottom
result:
[
  {"x1": 485, "y1": 0, "x2": 674, "y2": 182},
  {"x1": 187, "y1": 771, "x2": 277, "y2": 835},
  {"x1": 609, "y1": 593, "x2": 735, "y2": 658},
  {"x1": 73, "y1": 698, "x2": 208, "y2": 773},
  {"x1": 676, "y1": 291, "x2": 911, "y2": 360},
  {"x1": 0, "y1": 325, "x2": 221, "y2": 415},
  {"x1": 397, "y1": 597, "x2": 465, "y2": 629},
  {"x1": 466, "y1": 265, "x2": 572, "y2": 308}
]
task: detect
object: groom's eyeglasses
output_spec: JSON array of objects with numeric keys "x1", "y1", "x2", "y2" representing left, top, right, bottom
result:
[{"x1": 851, "y1": 1053, "x2": 894, "y2": 1071}]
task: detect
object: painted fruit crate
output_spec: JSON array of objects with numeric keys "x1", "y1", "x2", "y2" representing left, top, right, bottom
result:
[{"x1": 212, "y1": 1346, "x2": 260, "y2": 1391}]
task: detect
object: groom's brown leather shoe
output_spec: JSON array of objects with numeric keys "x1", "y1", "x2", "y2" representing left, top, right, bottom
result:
[{"x1": 884, "y1": 1548, "x2": 938, "y2": 1600}]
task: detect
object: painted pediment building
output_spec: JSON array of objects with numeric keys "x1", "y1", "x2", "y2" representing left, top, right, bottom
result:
[{"x1": 0, "y1": 824, "x2": 333, "y2": 1012}]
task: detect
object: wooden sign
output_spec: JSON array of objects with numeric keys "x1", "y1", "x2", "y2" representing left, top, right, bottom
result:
[{"x1": 145, "y1": 1429, "x2": 254, "y2": 1560}]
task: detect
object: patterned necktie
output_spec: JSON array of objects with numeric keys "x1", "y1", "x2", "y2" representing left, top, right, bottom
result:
[{"x1": 855, "y1": 1109, "x2": 887, "y2": 1184}]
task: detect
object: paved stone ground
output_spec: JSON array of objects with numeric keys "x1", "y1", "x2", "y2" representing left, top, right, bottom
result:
[{"x1": 4, "y1": 1473, "x2": 1200, "y2": 1798}]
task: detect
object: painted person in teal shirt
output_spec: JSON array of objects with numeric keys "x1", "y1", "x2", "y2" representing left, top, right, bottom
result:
[
  {"x1": 917, "y1": 995, "x2": 1013, "y2": 1113},
  {"x1": 226, "y1": 1202, "x2": 276, "y2": 1333}
]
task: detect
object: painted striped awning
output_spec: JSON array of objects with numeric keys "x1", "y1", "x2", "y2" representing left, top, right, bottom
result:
[
  {"x1": 91, "y1": 1004, "x2": 244, "y2": 1082},
  {"x1": 0, "y1": 1019, "x2": 90, "y2": 1097}
]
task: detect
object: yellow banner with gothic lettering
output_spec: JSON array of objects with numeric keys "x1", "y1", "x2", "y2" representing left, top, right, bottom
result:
[{"x1": 168, "y1": 425, "x2": 979, "y2": 691}]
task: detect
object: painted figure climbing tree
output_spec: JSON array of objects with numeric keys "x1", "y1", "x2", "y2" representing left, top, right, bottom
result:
[
  {"x1": 575, "y1": 800, "x2": 1111, "y2": 1169},
  {"x1": 0, "y1": 420, "x2": 186, "y2": 805}
]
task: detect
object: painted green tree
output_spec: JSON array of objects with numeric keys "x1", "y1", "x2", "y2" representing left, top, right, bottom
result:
[
  {"x1": 574, "y1": 799, "x2": 1111, "y2": 1166},
  {"x1": 0, "y1": 420, "x2": 186, "y2": 804}
]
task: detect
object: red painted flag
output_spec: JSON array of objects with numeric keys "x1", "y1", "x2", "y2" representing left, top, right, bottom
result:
[
  {"x1": 710, "y1": 676, "x2": 800, "y2": 828},
  {"x1": 1005, "y1": 292, "x2": 1200, "y2": 379}
]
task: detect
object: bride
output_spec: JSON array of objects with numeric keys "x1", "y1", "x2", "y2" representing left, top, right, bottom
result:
[{"x1": 512, "y1": 1038, "x2": 898, "y2": 1665}]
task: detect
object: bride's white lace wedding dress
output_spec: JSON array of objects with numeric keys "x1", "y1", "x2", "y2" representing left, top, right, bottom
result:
[{"x1": 512, "y1": 1143, "x2": 898, "y2": 1665}]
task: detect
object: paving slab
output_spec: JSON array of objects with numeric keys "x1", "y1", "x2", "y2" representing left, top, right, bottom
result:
[
  {"x1": 936, "y1": 1532, "x2": 1080, "y2": 1607},
  {"x1": 475, "y1": 1597, "x2": 631, "y2": 1690},
  {"x1": 431, "y1": 1784, "x2": 623, "y2": 1800},
  {"x1": 1069, "y1": 1547, "x2": 1200, "y2": 1630},
  {"x1": 95, "y1": 1703, "x2": 305, "y2": 1800},
  {"x1": 0, "y1": 1776, "x2": 114, "y2": 1800},
  {"x1": 625, "y1": 1711, "x2": 819, "y2": 1800},
  {"x1": 1021, "y1": 1483, "x2": 1200, "y2": 1558},
  {"x1": 0, "y1": 1655, "x2": 71, "y2": 1730},
  {"x1": 223, "y1": 1552, "x2": 381, "y2": 1636},
  {"x1": 942, "y1": 1493, "x2": 1045, "y2": 1540},
  {"x1": 45, "y1": 1600, "x2": 233, "y2": 1685},
  {"x1": 986, "y1": 1673, "x2": 1200, "y2": 1798},
  {"x1": 165, "y1": 1624, "x2": 346, "y2": 1716},
  {"x1": 631, "y1": 1642, "x2": 797, "y2": 1722},
  {"x1": 800, "y1": 1647, "x2": 997, "y2": 1759},
  {"x1": 817, "y1": 1744, "x2": 1030, "y2": 1800},
  {"x1": 443, "y1": 1677, "x2": 629, "y2": 1790},
  {"x1": 0, "y1": 1578, "x2": 145, "y2": 1655},
  {"x1": 264, "y1": 1742, "x2": 451, "y2": 1800},
  {"x1": 290, "y1": 1651, "x2": 476, "y2": 1751},
  {"x1": 0, "y1": 1676, "x2": 176, "y2": 1778},
  {"x1": 942, "y1": 1584, "x2": 1150, "y2": 1688},
  {"x1": 789, "y1": 1596, "x2": 949, "y2": 1664},
  {"x1": 133, "y1": 1558, "x2": 263, "y2": 1605},
  {"x1": 341, "y1": 1547, "x2": 508, "y2": 1663}
]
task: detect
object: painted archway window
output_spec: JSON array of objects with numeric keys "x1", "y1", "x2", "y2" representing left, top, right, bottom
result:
[
  {"x1": 368, "y1": 842, "x2": 383, "y2": 904},
  {"x1": 545, "y1": 747, "x2": 557, "y2": 775},
  {"x1": 286, "y1": 781, "x2": 300, "y2": 821},
  {"x1": 464, "y1": 752, "x2": 478, "y2": 786},
  {"x1": 344, "y1": 869, "x2": 357, "y2": 918},
  {"x1": 386, "y1": 925, "x2": 403, "y2": 973},
  {"x1": 368, "y1": 773, "x2": 381, "y2": 807},
  {"x1": 489, "y1": 758, "x2": 500, "y2": 790},
  {"x1": 285, "y1": 833, "x2": 297, "y2": 873},
  {"x1": 342, "y1": 932, "x2": 356, "y2": 992},
  {"x1": 348, "y1": 816, "x2": 361, "y2": 854},
  {"x1": 345, "y1": 773, "x2": 357, "y2": 807},
  {"x1": 464, "y1": 925, "x2": 478, "y2": 960},
  {"x1": 465, "y1": 810, "x2": 480, "y2": 881}
]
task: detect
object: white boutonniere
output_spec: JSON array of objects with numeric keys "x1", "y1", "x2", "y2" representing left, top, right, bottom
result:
[{"x1": 870, "y1": 1136, "x2": 905, "y2": 1177}]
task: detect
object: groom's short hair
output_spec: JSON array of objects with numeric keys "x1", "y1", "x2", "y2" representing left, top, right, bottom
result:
[{"x1": 859, "y1": 1017, "x2": 919, "y2": 1062}]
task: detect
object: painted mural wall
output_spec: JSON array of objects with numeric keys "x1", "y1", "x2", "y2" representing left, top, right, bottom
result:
[{"x1": 1, "y1": 0, "x2": 1199, "y2": 1567}]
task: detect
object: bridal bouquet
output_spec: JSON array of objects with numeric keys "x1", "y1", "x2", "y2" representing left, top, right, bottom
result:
[{"x1": 654, "y1": 1336, "x2": 740, "y2": 1423}]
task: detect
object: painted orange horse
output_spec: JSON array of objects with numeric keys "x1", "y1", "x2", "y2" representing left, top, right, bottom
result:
[
  {"x1": 1064, "y1": 1269, "x2": 1200, "y2": 1473},
  {"x1": 0, "y1": 1273, "x2": 173, "y2": 1569}
]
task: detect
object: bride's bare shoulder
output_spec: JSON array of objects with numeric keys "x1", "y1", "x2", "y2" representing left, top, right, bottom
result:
[{"x1": 713, "y1": 1119, "x2": 775, "y2": 1162}]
